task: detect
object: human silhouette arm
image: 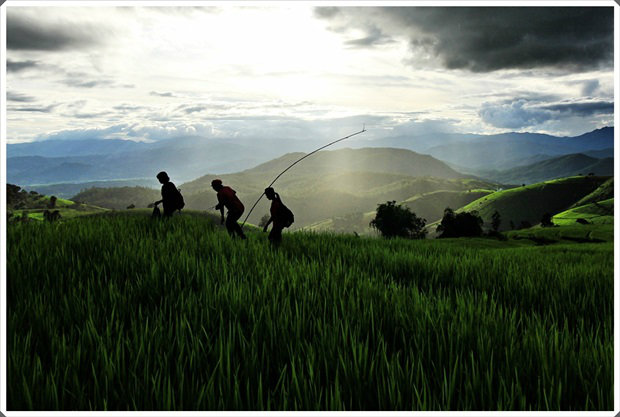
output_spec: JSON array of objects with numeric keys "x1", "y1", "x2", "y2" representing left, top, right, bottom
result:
[
  {"x1": 215, "y1": 202, "x2": 225, "y2": 224},
  {"x1": 263, "y1": 217, "x2": 272, "y2": 232}
]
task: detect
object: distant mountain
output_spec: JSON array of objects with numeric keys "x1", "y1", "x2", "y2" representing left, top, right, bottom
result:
[
  {"x1": 475, "y1": 153, "x2": 614, "y2": 185},
  {"x1": 582, "y1": 148, "x2": 614, "y2": 159},
  {"x1": 7, "y1": 136, "x2": 311, "y2": 186},
  {"x1": 7, "y1": 138, "x2": 148, "y2": 157},
  {"x1": 7, "y1": 126, "x2": 614, "y2": 185},
  {"x1": 419, "y1": 127, "x2": 614, "y2": 170}
]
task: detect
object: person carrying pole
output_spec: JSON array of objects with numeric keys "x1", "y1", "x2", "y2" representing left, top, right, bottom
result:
[
  {"x1": 211, "y1": 179, "x2": 247, "y2": 239},
  {"x1": 262, "y1": 187, "x2": 294, "y2": 245}
]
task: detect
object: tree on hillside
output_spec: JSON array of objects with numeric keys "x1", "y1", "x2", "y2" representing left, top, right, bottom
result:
[
  {"x1": 540, "y1": 212, "x2": 554, "y2": 227},
  {"x1": 436, "y1": 208, "x2": 483, "y2": 238},
  {"x1": 259, "y1": 214, "x2": 270, "y2": 228},
  {"x1": 491, "y1": 210, "x2": 501, "y2": 232},
  {"x1": 370, "y1": 201, "x2": 426, "y2": 239}
]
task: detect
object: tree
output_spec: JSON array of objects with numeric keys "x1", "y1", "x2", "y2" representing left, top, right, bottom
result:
[
  {"x1": 491, "y1": 210, "x2": 501, "y2": 232},
  {"x1": 258, "y1": 214, "x2": 270, "y2": 228},
  {"x1": 437, "y1": 208, "x2": 483, "y2": 238},
  {"x1": 540, "y1": 212, "x2": 554, "y2": 227},
  {"x1": 370, "y1": 201, "x2": 426, "y2": 239}
]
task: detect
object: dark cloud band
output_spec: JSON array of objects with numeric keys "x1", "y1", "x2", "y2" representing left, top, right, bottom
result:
[
  {"x1": 7, "y1": 59, "x2": 39, "y2": 72},
  {"x1": 479, "y1": 99, "x2": 613, "y2": 129},
  {"x1": 315, "y1": 7, "x2": 614, "y2": 72},
  {"x1": 7, "y1": 12, "x2": 103, "y2": 51}
]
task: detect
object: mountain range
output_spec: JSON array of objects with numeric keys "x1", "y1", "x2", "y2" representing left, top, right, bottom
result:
[{"x1": 7, "y1": 127, "x2": 614, "y2": 187}]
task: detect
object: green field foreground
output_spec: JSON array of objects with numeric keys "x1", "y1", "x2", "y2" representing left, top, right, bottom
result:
[{"x1": 7, "y1": 213, "x2": 613, "y2": 411}]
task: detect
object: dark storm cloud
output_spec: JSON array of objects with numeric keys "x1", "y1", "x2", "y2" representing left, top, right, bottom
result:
[
  {"x1": 7, "y1": 13, "x2": 104, "y2": 51},
  {"x1": 7, "y1": 59, "x2": 39, "y2": 72},
  {"x1": 315, "y1": 7, "x2": 614, "y2": 72},
  {"x1": 479, "y1": 98, "x2": 613, "y2": 129},
  {"x1": 7, "y1": 92, "x2": 37, "y2": 102}
]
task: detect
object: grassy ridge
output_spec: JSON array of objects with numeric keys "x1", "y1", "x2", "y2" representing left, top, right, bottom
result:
[
  {"x1": 457, "y1": 176, "x2": 610, "y2": 230},
  {"x1": 552, "y1": 198, "x2": 614, "y2": 226},
  {"x1": 7, "y1": 214, "x2": 613, "y2": 411}
]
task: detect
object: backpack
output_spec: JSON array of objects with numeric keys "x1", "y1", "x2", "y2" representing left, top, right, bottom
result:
[
  {"x1": 172, "y1": 186, "x2": 185, "y2": 211},
  {"x1": 280, "y1": 202, "x2": 294, "y2": 228}
]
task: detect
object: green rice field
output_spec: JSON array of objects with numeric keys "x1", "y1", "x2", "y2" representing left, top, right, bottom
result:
[{"x1": 6, "y1": 212, "x2": 614, "y2": 411}]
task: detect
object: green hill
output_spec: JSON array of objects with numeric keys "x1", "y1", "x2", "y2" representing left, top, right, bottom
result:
[
  {"x1": 7, "y1": 184, "x2": 108, "y2": 221},
  {"x1": 308, "y1": 188, "x2": 495, "y2": 235},
  {"x1": 552, "y1": 198, "x2": 614, "y2": 226},
  {"x1": 571, "y1": 177, "x2": 614, "y2": 208},
  {"x1": 452, "y1": 176, "x2": 611, "y2": 232},
  {"x1": 72, "y1": 186, "x2": 161, "y2": 210}
]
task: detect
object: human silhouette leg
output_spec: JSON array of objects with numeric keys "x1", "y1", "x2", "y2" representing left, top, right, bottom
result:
[
  {"x1": 226, "y1": 210, "x2": 246, "y2": 239},
  {"x1": 268, "y1": 222, "x2": 283, "y2": 245}
]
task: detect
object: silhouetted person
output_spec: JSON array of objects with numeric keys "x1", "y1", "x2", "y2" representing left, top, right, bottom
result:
[
  {"x1": 263, "y1": 187, "x2": 289, "y2": 244},
  {"x1": 211, "y1": 179, "x2": 246, "y2": 239},
  {"x1": 154, "y1": 171, "x2": 184, "y2": 217}
]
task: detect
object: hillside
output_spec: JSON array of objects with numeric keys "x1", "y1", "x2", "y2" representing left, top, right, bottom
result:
[
  {"x1": 452, "y1": 176, "x2": 611, "y2": 232},
  {"x1": 307, "y1": 188, "x2": 495, "y2": 235},
  {"x1": 163, "y1": 148, "x2": 494, "y2": 228},
  {"x1": 476, "y1": 153, "x2": 613, "y2": 184},
  {"x1": 72, "y1": 186, "x2": 161, "y2": 210},
  {"x1": 7, "y1": 184, "x2": 108, "y2": 220},
  {"x1": 553, "y1": 198, "x2": 614, "y2": 226},
  {"x1": 571, "y1": 177, "x2": 614, "y2": 207}
]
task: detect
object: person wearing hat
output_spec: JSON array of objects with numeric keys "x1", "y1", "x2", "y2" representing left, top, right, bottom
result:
[
  {"x1": 211, "y1": 179, "x2": 247, "y2": 239},
  {"x1": 154, "y1": 171, "x2": 183, "y2": 217}
]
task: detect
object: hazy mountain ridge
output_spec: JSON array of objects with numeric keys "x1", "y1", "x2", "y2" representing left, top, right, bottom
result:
[
  {"x1": 474, "y1": 153, "x2": 613, "y2": 185},
  {"x1": 8, "y1": 127, "x2": 613, "y2": 186},
  {"x1": 414, "y1": 127, "x2": 614, "y2": 170}
]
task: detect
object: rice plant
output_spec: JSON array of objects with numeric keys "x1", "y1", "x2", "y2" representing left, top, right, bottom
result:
[{"x1": 6, "y1": 213, "x2": 613, "y2": 411}]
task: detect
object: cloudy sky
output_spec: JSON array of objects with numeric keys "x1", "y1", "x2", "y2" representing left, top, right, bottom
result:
[{"x1": 4, "y1": 3, "x2": 616, "y2": 144}]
